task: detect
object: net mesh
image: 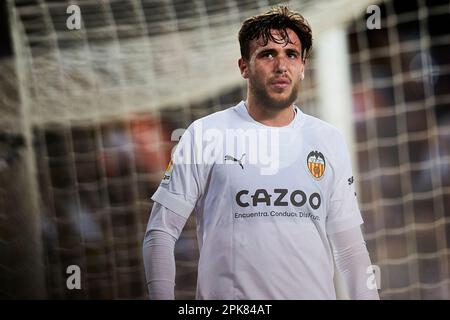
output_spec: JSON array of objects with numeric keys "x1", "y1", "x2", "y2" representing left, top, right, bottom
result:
[{"x1": 348, "y1": 0, "x2": 450, "y2": 299}]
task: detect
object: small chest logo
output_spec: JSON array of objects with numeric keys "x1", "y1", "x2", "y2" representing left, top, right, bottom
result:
[
  {"x1": 307, "y1": 151, "x2": 326, "y2": 180},
  {"x1": 224, "y1": 153, "x2": 246, "y2": 170}
]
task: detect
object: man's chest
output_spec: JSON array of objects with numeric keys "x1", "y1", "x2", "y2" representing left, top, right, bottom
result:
[{"x1": 206, "y1": 143, "x2": 333, "y2": 215}]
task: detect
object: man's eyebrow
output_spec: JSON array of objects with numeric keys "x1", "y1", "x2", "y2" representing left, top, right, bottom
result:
[
  {"x1": 255, "y1": 48, "x2": 277, "y2": 56},
  {"x1": 285, "y1": 48, "x2": 301, "y2": 55},
  {"x1": 255, "y1": 47, "x2": 301, "y2": 57}
]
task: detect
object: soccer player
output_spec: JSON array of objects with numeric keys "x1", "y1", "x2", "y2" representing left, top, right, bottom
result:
[{"x1": 143, "y1": 6, "x2": 380, "y2": 300}]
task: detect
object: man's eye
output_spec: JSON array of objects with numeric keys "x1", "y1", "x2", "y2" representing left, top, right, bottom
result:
[
  {"x1": 288, "y1": 53, "x2": 298, "y2": 59},
  {"x1": 263, "y1": 52, "x2": 273, "y2": 58}
]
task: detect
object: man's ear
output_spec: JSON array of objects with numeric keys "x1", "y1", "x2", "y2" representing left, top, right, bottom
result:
[
  {"x1": 238, "y1": 58, "x2": 249, "y2": 79},
  {"x1": 300, "y1": 59, "x2": 306, "y2": 80}
]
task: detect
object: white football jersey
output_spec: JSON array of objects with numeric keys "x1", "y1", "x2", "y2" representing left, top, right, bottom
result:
[{"x1": 151, "y1": 101, "x2": 363, "y2": 299}]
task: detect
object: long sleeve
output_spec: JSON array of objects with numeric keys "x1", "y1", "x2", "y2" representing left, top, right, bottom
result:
[
  {"x1": 328, "y1": 226, "x2": 380, "y2": 300},
  {"x1": 142, "y1": 201, "x2": 188, "y2": 299}
]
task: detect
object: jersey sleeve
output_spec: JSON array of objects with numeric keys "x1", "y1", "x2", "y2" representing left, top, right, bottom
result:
[
  {"x1": 151, "y1": 123, "x2": 207, "y2": 219},
  {"x1": 326, "y1": 132, "x2": 364, "y2": 235}
]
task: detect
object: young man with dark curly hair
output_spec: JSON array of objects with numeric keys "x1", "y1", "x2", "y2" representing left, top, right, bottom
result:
[{"x1": 143, "y1": 6, "x2": 379, "y2": 300}]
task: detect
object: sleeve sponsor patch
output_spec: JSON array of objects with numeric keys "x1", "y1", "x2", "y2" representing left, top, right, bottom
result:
[{"x1": 161, "y1": 160, "x2": 173, "y2": 185}]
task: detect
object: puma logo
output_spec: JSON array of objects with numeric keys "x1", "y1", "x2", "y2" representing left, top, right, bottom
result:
[{"x1": 224, "y1": 153, "x2": 246, "y2": 170}]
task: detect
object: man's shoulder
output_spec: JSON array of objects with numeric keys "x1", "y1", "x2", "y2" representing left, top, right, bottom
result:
[
  {"x1": 299, "y1": 111, "x2": 350, "y2": 164},
  {"x1": 300, "y1": 110, "x2": 344, "y2": 140},
  {"x1": 189, "y1": 103, "x2": 242, "y2": 129}
]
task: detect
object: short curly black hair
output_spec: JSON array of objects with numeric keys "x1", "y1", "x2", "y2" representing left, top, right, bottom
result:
[{"x1": 238, "y1": 6, "x2": 313, "y2": 61}]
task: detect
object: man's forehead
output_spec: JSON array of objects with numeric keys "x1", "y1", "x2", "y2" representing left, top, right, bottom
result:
[{"x1": 250, "y1": 29, "x2": 301, "y2": 53}]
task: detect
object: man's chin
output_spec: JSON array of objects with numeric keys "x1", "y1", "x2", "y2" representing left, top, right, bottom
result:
[
  {"x1": 264, "y1": 98, "x2": 295, "y2": 110},
  {"x1": 265, "y1": 93, "x2": 297, "y2": 109},
  {"x1": 252, "y1": 85, "x2": 298, "y2": 110}
]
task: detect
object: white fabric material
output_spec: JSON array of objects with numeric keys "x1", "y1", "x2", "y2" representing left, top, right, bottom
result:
[
  {"x1": 150, "y1": 101, "x2": 365, "y2": 299},
  {"x1": 143, "y1": 202, "x2": 187, "y2": 299},
  {"x1": 151, "y1": 187, "x2": 195, "y2": 220},
  {"x1": 144, "y1": 205, "x2": 379, "y2": 300},
  {"x1": 329, "y1": 226, "x2": 380, "y2": 300}
]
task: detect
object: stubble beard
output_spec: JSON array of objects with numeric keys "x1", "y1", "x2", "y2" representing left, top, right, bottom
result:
[{"x1": 249, "y1": 76, "x2": 299, "y2": 111}]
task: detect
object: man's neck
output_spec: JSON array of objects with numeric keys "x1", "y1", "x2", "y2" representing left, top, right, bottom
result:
[{"x1": 244, "y1": 98, "x2": 295, "y2": 127}]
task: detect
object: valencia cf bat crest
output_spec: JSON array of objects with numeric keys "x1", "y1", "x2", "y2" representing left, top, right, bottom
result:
[{"x1": 307, "y1": 151, "x2": 326, "y2": 180}]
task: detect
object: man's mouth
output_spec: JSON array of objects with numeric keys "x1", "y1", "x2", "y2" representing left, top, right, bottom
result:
[{"x1": 270, "y1": 79, "x2": 291, "y2": 89}]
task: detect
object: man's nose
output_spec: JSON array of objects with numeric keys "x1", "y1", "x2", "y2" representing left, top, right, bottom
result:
[{"x1": 274, "y1": 56, "x2": 287, "y2": 74}]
